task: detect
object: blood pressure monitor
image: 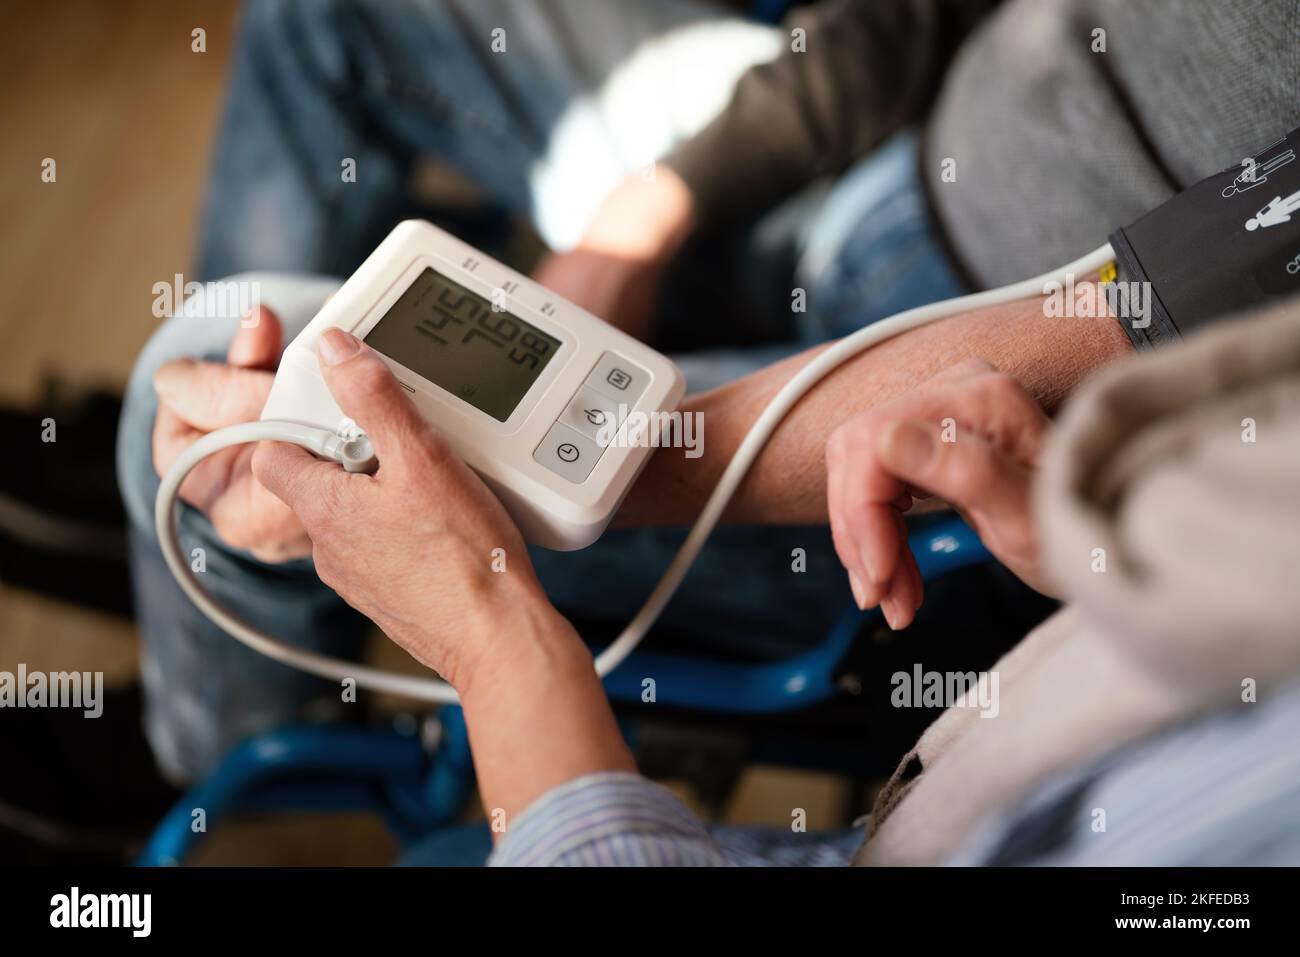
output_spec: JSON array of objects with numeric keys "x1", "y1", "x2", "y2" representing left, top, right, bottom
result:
[{"x1": 261, "y1": 220, "x2": 685, "y2": 551}]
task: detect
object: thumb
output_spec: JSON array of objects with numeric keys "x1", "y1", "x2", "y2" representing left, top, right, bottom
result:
[
  {"x1": 315, "y1": 327, "x2": 423, "y2": 461},
  {"x1": 227, "y1": 305, "x2": 283, "y2": 370},
  {"x1": 876, "y1": 419, "x2": 1031, "y2": 529}
]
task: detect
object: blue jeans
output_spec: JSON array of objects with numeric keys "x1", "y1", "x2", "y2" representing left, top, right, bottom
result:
[{"x1": 119, "y1": 0, "x2": 966, "y2": 782}]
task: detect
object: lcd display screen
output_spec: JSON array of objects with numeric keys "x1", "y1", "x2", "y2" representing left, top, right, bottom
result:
[{"x1": 364, "y1": 268, "x2": 562, "y2": 422}]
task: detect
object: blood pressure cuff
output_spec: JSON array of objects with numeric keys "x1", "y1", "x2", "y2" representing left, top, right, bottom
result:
[{"x1": 1107, "y1": 125, "x2": 1300, "y2": 350}]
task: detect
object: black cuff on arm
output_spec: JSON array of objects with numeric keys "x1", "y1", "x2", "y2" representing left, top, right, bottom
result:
[{"x1": 1106, "y1": 125, "x2": 1300, "y2": 350}]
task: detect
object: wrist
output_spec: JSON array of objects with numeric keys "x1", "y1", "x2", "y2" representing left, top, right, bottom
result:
[
  {"x1": 454, "y1": 582, "x2": 589, "y2": 699},
  {"x1": 614, "y1": 389, "x2": 721, "y2": 527},
  {"x1": 454, "y1": 600, "x2": 634, "y2": 829}
]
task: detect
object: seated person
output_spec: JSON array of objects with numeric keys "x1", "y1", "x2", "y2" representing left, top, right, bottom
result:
[
  {"x1": 247, "y1": 292, "x2": 1300, "y2": 865},
  {"x1": 118, "y1": 0, "x2": 1299, "y2": 781}
]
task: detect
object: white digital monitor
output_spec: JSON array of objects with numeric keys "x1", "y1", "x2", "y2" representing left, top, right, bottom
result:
[{"x1": 261, "y1": 220, "x2": 686, "y2": 550}]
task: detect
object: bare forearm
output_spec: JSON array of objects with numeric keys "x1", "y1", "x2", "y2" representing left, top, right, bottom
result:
[
  {"x1": 450, "y1": 292, "x2": 1131, "y2": 834},
  {"x1": 620, "y1": 289, "x2": 1132, "y2": 527},
  {"x1": 457, "y1": 606, "x2": 635, "y2": 838}
]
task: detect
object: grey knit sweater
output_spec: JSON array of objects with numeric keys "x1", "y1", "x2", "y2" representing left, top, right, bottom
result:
[{"x1": 663, "y1": 0, "x2": 1300, "y2": 286}]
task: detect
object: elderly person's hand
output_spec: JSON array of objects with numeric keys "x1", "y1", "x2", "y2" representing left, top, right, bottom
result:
[
  {"x1": 825, "y1": 358, "x2": 1056, "y2": 630},
  {"x1": 151, "y1": 307, "x2": 311, "y2": 563},
  {"x1": 251, "y1": 329, "x2": 635, "y2": 823},
  {"x1": 249, "y1": 328, "x2": 583, "y2": 693}
]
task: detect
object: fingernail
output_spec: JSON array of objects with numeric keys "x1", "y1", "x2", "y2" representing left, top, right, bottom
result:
[
  {"x1": 848, "y1": 570, "x2": 868, "y2": 610},
  {"x1": 880, "y1": 596, "x2": 900, "y2": 630},
  {"x1": 318, "y1": 328, "x2": 361, "y2": 366},
  {"x1": 880, "y1": 421, "x2": 934, "y2": 473}
]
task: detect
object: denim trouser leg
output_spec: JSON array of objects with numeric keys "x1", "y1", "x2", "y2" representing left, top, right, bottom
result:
[
  {"x1": 795, "y1": 132, "x2": 969, "y2": 342},
  {"x1": 198, "y1": 0, "x2": 782, "y2": 279},
  {"x1": 118, "y1": 275, "x2": 350, "y2": 783}
]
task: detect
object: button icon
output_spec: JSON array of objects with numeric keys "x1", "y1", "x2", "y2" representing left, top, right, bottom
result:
[
  {"x1": 586, "y1": 353, "x2": 647, "y2": 403},
  {"x1": 562, "y1": 388, "x2": 623, "y2": 445},
  {"x1": 535, "y1": 423, "x2": 600, "y2": 483}
]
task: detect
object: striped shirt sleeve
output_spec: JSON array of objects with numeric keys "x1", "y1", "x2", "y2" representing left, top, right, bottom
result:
[{"x1": 488, "y1": 772, "x2": 733, "y2": 867}]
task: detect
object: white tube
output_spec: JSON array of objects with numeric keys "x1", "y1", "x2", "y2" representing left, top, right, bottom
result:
[{"x1": 156, "y1": 244, "x2": 1115, "y2": 704}]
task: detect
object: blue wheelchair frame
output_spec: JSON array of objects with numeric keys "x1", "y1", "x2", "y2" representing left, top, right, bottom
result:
[{"x1": 137, "y1": 516, "x2": 988, "y2": 865}]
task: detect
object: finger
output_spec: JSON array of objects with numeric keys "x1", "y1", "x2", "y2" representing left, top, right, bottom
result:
[
  {"x1": 828, "y1": 503, "x2": 868, "y2": 609},
  {"x1": 227, "y1": 305, "x2": 283, "y2": 370},
  {"x1": 153, "y1": 358, "x2": 274, "y2": 431},
  {"x1": 251, "y1": 441, "x2": 352, "y2": 530},
  {"x1": 826, "y1": 431, "x2": 860, "y2": 602},
  {"x1": 862, "y1": 371, "x2": 1050, "y2": 469},
  {"x1": 827, "y1": 427, "x2": 905, "y2": 609},
  {"x1": 880, "y1": 542, "x2": 923, "y2": 630},
  {"x1": 901, "y1": 546, "x2": 924, "y2": 623},
  {"x1": 315, "y1": 328, "x2": 434, "y2": 464},
  {"x1": 151, "y1": 403, "x2": 241, "y2": 512},
  {"x1": 203, "y1": 443, "x2": 303, "y2": 551},
  {"x1": 960, "y1": 371, "x2": 1052, "y2": 466},
  {"x1": 876, "y1": 419, "x2": 1034, "y2": 533},
  {"x1": 836, "y1": 432, "x2": 909, "y2": 607},
  {"x1": 152, "y1": 402, "x2": 202, "y2": 477}
]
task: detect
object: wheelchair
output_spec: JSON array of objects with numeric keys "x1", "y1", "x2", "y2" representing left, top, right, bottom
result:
[{"x1": 135, "y1": 514, "x2": 1065, "y2": 865}]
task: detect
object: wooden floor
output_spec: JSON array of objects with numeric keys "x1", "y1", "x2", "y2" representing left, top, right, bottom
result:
[
  {"x1": 0, "y1": 0, "x2": 236, "y2": 406},
  {"x1": 0, "y1": 0, "x2": 850, "y2": 865}
]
